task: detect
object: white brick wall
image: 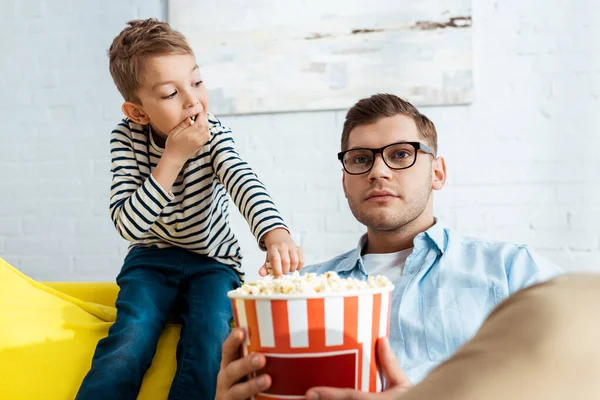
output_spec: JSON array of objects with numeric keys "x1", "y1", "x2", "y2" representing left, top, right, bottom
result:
[{"x1": 1, "y1": 0, "x2": 598, "y2": 282}]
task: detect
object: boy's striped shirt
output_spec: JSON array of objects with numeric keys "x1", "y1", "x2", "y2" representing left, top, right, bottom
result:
[{"x1": 109, "y1": 113, "x2": 287, "y2": 274}]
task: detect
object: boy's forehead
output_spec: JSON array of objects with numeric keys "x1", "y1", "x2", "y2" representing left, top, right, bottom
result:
[
  {"x1": 347, "y1": 114, "x2": 420, "y2": 149},
  {"x1": 142, "y1": 53, "x2": 198, "y2": 86}
]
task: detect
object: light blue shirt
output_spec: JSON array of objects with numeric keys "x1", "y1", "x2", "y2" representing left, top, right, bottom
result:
[{"x1": 303, "y1": 220, "x2": 563, "y2": 383}]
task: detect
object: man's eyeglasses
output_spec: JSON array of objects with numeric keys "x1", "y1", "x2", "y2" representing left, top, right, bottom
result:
[{"x1": 337, "y1": 141, "x2": 435, "y2": 175}]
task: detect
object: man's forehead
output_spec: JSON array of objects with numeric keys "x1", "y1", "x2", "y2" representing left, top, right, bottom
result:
[{"x1": 347, "y1": 114, "x2": 420, "y2": 149}]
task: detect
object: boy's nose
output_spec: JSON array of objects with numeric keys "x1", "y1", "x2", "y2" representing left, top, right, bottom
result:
[
  {"x1": 184, "y1": 92, "x2": 199, "y2": 108},
  {"x1": 186, "y1": 98, "x2": 199, "y2": 108}
]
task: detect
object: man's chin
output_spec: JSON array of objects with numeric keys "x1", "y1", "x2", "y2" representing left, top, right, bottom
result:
[{"x1": 355, "y1": 211, "x2": 403, "y2": 231}]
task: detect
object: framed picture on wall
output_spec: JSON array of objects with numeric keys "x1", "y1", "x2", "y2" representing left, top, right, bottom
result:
[{"x1": 169, "y1": 0, "x2": 473, "y2": 115}]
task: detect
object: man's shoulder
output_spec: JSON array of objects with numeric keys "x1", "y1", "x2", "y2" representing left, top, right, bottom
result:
[
  {"x1": 442, "y1": 228, "x2": 563, "y2": 289},
  {"x1": 302, "y1": 249, "x2": 358, "y2": 275},
  {"x1": 446, "y1": 228, "x2": 533, "y2": 260}
]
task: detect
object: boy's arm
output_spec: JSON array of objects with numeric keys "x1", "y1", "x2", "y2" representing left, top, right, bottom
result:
[
  {"x1": 109, "y1": 123, "x2": 174, "y2": 241},
  {"x1": 209, "y1": 115, "x2": 287, "y2": 249}
]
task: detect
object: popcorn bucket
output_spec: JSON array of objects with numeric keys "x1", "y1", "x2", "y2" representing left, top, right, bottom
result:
[{"x1": 228, "y1": 285, "x2": 394, "y2": 399}]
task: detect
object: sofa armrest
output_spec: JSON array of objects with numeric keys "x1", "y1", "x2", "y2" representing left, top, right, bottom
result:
[{"x1": 42, "y1": 282, "x2": 119, "y2": 307}]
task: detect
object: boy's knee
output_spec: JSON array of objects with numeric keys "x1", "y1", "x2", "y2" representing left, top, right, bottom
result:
[{"x1": 198, "y1": 310, "x2": 232, "y2": 334}]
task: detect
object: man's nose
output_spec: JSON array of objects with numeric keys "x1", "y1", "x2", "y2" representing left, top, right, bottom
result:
[{"x1": 368, "y1": 154, "x2": 393, "y2": 181}]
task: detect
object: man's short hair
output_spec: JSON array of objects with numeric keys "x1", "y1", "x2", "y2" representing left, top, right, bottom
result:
[
  {"x1": 108, "y1": 18, "x2": 193, "y2": 103},
  {"x1": 341, "y1": 94, "x2": 438, "y2": 155}
]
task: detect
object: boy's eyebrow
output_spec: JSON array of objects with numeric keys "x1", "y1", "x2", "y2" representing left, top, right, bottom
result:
[{"x1": 151, "y1": 65, "x2": 200, "y2": 90}]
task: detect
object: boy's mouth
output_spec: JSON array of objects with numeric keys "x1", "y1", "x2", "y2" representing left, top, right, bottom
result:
[{"x1": 191, "y1": 114, "x2": 197, "y2": 122}]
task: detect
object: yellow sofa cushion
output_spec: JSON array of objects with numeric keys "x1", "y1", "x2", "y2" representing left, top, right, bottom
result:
[
  {"x1": 43, "y1": 282, "x2": 120, "y2": 308},
  {"x1": 0, "y1": 258, "x2": 179, "y2": 400}
]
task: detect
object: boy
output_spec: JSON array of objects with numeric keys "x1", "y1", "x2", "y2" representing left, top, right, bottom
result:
[{"x1": 76, "y1": 18, "x2": 303, "y2": 400}]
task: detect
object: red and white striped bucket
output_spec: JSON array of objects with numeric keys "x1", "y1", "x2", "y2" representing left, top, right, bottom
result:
[{"x1": 228, "y1": 286, "x2": 394, "y2": 399}]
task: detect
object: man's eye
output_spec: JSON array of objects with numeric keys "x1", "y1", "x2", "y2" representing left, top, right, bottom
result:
[
  {"x1": 353, "y1": 155, "x2": 370, "y2": 164},
  {"x1": 162, "y1": 91, "x2": 177, "y2": 99},
  {"x1": 391, "y1": 151, "x2": 410, "y2": 159}
]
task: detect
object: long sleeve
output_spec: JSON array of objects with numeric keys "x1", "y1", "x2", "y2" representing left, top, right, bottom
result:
[
  {"x1": 109, "y1": 123, "x2": 174, "y2": 242},
  {"x1": 208, "y1": 115, "x2": 288, "y2": 249}
]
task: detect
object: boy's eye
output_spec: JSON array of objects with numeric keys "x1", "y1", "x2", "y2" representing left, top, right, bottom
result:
[
  {"x1": 193, "y1": 80, "x2": 203, "y2": 87},
  {"x1": 162, "y1": 91, "x2": 177, "y2": 99}
]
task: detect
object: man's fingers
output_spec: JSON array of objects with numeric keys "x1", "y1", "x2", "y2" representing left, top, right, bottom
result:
[
  {"x1": 228, "y1": 374, "x2": 272, "y2": 400},
  {"x1": 216, "y1": 329, "x2": 271, "y2": 400},
  {"x1": 306, "y1": 387, "x2": 366, "y2": 400},
  {"x1": 220, "y1": 328, "x2": 245, "y2": 369},
  {"x1": 377, "y1": 338, "x2": 410, "y2": 389},
  {"x1": 223, "y1": 352, "x2": 266, "y2": 388}
]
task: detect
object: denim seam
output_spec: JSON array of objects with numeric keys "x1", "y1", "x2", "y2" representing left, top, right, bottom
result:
[{"x1": 168, "y1": 300, "x2": 194, "y2": 400}]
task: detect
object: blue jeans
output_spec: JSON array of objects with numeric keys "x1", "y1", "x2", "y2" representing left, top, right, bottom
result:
[{"x1": 75, "y1": 246, "x2": 241, "y2": 400}]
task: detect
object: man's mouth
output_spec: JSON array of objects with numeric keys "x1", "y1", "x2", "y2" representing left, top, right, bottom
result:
[{"x1": 364, "y1": 189, "x2": 398, "y2": 202}]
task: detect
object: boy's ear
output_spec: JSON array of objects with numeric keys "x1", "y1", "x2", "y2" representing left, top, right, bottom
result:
[{"x1": 122, "y1": 101, "x2": 150, "y2": 125}]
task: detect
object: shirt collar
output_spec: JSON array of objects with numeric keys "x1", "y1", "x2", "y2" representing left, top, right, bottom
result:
[
  {"x1": 337, "y1": 218, "x2": 447, "y2": 274},
  {"x1": 421, "y1": 218, "x2": 446, "y2": 255},
  {"x1": 147, "y1": 124, "x2": 165, "y2": 153}
]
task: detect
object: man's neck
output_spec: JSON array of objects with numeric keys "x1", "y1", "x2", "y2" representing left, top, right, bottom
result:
[{"x1": 364, "y1": 214, "x2": 435, "y2": 254}]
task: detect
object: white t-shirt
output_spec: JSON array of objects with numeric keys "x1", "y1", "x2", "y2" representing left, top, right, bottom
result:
[{"x1": 362, "y1": 248, "x2": 413, "y2": 283}]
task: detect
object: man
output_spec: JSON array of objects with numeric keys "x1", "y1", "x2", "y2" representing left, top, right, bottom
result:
[{"x1": 215, "y1": 94, "x2": 563, "y2": 398}]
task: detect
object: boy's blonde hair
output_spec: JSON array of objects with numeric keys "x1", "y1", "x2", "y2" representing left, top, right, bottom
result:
[{"x1": 108, "y1": 18, "x2": 193, "y2": 103}]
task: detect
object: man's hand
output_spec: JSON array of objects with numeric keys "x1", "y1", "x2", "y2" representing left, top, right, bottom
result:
[
  {"x1": 215, "y1": 328, "x2": 272, "y2": 400},
  {"x1": 259, "y1": 228, "x2": 304, "y2": 278},
  {"x1": 164, "y1": 111, "x2": 211, "y2": 166},
  {"x1": 305, "y1": 338, "x2": 412, "y2": 400}
]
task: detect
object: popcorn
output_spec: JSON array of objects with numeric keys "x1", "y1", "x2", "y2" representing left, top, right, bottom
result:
[{"x1": 234, "y1": 271, "x2": 392, "y2": 296}]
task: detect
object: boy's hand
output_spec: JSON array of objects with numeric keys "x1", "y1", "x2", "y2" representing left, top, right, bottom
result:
[
  {"x1": 259, "y1": 228, "x2": 304, "y2": 278},
  {"x1": 164, "y1": 112, "x2": 210, "y2": 166}
]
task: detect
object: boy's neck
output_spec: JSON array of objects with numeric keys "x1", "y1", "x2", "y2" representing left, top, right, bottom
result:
[{"x1": 149, "y1": 124, "x2": 166, "y2": 148}]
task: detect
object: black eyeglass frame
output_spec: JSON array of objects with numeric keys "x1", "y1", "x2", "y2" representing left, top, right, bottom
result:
[{"x1": 337, "y1": 141, "x2": 436, "y2": 175}]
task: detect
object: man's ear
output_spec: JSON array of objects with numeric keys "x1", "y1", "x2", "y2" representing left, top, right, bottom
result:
[
  {"x1": 122, "y1": 101, "x2": 150, "y2": 125},
  {"x1": 431, "y1": 156, "x2": 447, "y2": 191},
  {"x1": 342, "y1": 170, "x2": 348, "y2": 198}
]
